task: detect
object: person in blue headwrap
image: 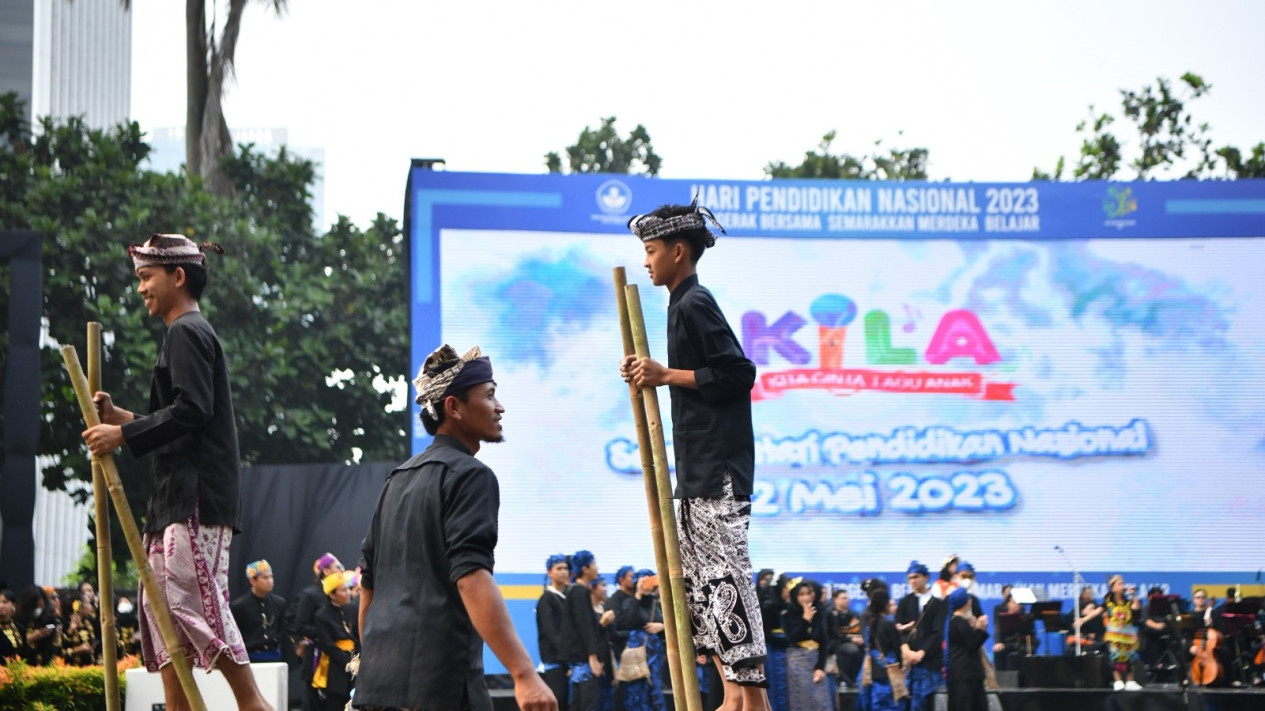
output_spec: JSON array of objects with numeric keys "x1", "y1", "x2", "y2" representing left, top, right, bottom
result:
[
  {"x1": 561, "y1": 550, "x2": 604, "y2": 711},
  {"x1": 538, "y1": 554, "x2": 571, "y2": 711},
  {"x1": 609, "y1": 566, "x2": 636, "y2": 660},
  {"x1": 945, "y1": 587, "x2": 990, "y2": 711},
  {"x1": 623, "y1": 569, "x2": 667, "y2": 711},
  {"x1": 954, "y1": 561, "x2": 983, "y2": 616},
  {"x1": 896, "y1": 560, "x2": 947, "y2": 711}
]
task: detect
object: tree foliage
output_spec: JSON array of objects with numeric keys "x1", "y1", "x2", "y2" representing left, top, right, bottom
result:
[
  {"x1": 766, "y1": 130, "x2": 929, "y2": 180},
  {"x1": 545, "y1": 117, "x2": 662, "y2": 175},
  {"x1": 0, "y1": 93, "x2": 408, "y2": 567},
  {"x1": 1034, "y1": 72, "x2": 1265, "y2": 180}
]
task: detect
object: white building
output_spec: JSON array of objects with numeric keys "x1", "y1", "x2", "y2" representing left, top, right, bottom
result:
[{"x1": 0, "y1": 0, "x2": 131, "y2": 128}]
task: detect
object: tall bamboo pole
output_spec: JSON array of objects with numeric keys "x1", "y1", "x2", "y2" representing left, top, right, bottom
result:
[
  {"x1": 61, "y1": 346, "x2": 208, "y2": 711},
  {"x1": 621, "y1": 280, "x2": 702, "y2": 711},
  {"x1": 87, "y1": 324, "x2": 121, "y2": 711},
  {"x1": 613, "y1": 268, "x2": 693, "y2": 711}
]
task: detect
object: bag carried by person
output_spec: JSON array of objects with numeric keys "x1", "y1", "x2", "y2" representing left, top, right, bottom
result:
[
  {"x1": 871, "y1": 633, "x2": 909, "y2": 701},
  {"x1": 615, "y1": 644, "x2": 650, "y2": 683}
]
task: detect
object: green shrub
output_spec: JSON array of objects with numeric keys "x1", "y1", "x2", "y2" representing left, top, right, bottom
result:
[{"x1": 0, "y1": 658, "x2": 134, "y2": 711}]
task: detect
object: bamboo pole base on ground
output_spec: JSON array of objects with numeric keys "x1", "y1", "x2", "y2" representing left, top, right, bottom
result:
[
  {"x1": 62, "y1": 345, "x2": 208, "y2": 711},
  {"x1": 87, "y1": 322, "x2": 121, "y2": 711},
  {"x1": 614, "y1": 268, "x2": 702, "y2": 711}
]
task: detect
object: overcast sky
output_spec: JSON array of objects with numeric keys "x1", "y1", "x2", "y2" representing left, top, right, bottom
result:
[{"x1": 130, "y1": 0, "x2": 1265, "y2": 228}]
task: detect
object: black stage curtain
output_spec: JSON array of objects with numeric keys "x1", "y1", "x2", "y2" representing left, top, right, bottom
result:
[
  {"x1": 0, "y1": 232, "x2": 42, "y2": 592},
  {"x1": 227, "y1": 461, "x2": 393, "y2": 603}
]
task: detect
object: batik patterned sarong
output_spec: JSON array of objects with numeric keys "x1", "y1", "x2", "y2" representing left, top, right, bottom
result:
[
  {"x1": 138, "y1": 511, "x2": 248, "y2": 672},
  {"x1": 677, "y1": 473, "x2": 767, "y2": 686}
]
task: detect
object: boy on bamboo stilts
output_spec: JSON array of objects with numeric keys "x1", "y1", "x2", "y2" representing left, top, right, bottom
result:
[
  {"x1": 81, "y1": 234, "x2": 272, "y2": 711},
  {"x1": 619, "y1": 203, "x2": 772, "y2": 711}
]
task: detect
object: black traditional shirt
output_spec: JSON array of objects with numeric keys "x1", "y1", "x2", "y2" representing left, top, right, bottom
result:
[
  {"x1": 948, "y1": 615, "x2": 990, "y2": 683},
  {"x1": 120, "y1": 311, "x2": 241, "y2": 533},
  {"x1": 536, "y1": 587, "x2": 567, "y2": 664},
  {"x1": 666, "y1": 274, "x2": 757, "y2": 499},
  {"x1": 0, "y1": 619, "x2": 27, "y2": 661},
  {"x1": 229, "y1": 591, "x2": 287, "y2": 658},
  {"x1": 356, "y1": 435, "x2": 499, "y2": 711},
  {"x1": 896, "y1": 592, "x2": 946, "y2": 670},
  {"x1": 560, "y1": 582, "x2": 601, "y2": 664}
]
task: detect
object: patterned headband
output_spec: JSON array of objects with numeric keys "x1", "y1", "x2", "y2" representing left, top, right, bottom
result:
[
  {"x1": 627, "y1": 199, "x2": 727, "y2": 245},
  {"x1": 129, "y1": 233, "x2": 224, "y2": 269},
  {"x1": 246, "y1": 560, "x2": 272, "y2": 580},
  {"x1": 413, "y1": 345, "x2": 493, "y2": 418}
]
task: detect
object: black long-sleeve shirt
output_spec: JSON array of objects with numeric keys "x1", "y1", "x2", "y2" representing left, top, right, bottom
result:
[
  {"x1": 896, "y1": 593, "x2": 946, "y2": 671},
  {"x1": 536, "y1": 588, "x2": 567, "y2": 664},
  {"x1": 783, "y1": 607, "x2": 828, "y2": 670},
  {"x1": 608, "y1": 588, "x2": 634, "y2": 655},
  {"x1": 666, "y1": 274, "x2": 757, "y2": 499},
  {"x1": 948, "y1": 615, "x2": 990, "y2": 683},
  {"x1": 230, "y1": 591, "x2": 287, "y2": 658},
  {"x1": 560, "y1": 582, "x2": 601, "y2": 663},
  {"x1": 313, "y1": 600, "x2": 359, "y2": 697},
  {"x1": 120, "y1": 311, "x2": 241, "y2": 533}
]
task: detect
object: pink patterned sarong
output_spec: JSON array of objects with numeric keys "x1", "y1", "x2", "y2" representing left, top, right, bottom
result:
[{"x1": 138, "y1": 511, "x2": 248, "y2": 672}]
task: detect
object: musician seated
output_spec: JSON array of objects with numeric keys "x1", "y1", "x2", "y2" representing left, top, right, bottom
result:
[
  {"x1": 1140, "y1": 587, "x2": 1173, "y2": 671},
  {"x1": 1068, "y1": 585, "x2": 1106, "y2": 655},
  {"x1": 991, "y1": 593, "x2": 1037, "y2": 672}
]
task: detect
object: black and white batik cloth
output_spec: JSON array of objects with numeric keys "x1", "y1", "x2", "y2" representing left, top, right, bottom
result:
[{"x1": 677, "y1": 473, "x2": 768, "y2": 686}]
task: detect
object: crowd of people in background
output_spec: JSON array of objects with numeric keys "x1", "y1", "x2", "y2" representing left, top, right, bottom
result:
[
  {"x1": 0, "y1": 581, "x2": 141, "y2": 667},
  {"x1": 0, "y1": 551, "x2": 362, "y2": 711},
  {"x1": 534, "y1": 552, "x2": 1265, "y2": 711}
]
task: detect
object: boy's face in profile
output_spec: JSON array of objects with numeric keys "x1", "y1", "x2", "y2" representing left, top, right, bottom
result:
[{"x1": 642, "y1": 238, "x2": 683, "y2": 288}]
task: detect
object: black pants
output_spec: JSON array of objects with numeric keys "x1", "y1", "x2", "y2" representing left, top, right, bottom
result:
[
  {"x1": 948, "y1": 679, "x2": 987, "y2": 711},
  {"x1": 542, "y1": 666, "x2": 570, "y2": 711}
]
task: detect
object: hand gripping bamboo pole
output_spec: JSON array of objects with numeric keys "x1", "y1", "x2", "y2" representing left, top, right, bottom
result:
[
  {"x1": 616, "y1": 273, "x2": 702, "y2": 711},
  {"x1": 613, "y1": 269, "x2": 696, "y2": 711},
  {"x1": 61, "y1": 346, "x2": 208, "y2": 711},
  {"x1": 87, "y1": 324, "x2": 121, "y2": 711}
]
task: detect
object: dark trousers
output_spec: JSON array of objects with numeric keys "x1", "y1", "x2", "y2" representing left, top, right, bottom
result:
[
  {"x1": 542, "y1": 666, "x2": 570, "y2": 711},
  {"x1": 948, "y1": 679, "x2": 987, "y2": 711}
]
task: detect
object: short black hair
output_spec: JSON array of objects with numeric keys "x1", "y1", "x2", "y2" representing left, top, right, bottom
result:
[
  {"x1": 419, "y1": 387, "x2": 471, "y2": 435},
  {"x1": 646, "y1": 203, "x2": 712, "y2": 264},
  {"x1": 163, "y1": 262, "x2": 210, "y2": 300}
]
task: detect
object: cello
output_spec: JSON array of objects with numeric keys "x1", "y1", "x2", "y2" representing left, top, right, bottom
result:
[{"x1": 1189, "y1": 598, "x2": 1223, "y2": 687}]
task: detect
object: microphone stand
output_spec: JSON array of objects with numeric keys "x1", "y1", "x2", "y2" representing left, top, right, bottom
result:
[{"x1": 1055, "y1": 545, "x2": 1086, "y2": 657}]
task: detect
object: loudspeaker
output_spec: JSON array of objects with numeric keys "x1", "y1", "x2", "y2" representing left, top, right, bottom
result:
[{"x1": 1017, "y1": 654, "x2": 1109, "y2": 688}]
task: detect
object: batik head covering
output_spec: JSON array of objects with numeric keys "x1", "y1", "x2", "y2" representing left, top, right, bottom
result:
[
  {"x1": 313, "y1": 553, "x2": 339, "y2": 576},
  {"x1": 633, "y1": 568, "x2": 655, "y2": 584},
  {"x1": 128, "y1": 233, "x2": 224, "y2": 270},
  {"x1": 246, "y1": 560, "x2": 272, "y2": 581},
  {"x1": 957, "y1": 561, "x2": 975, "y2": 574},
  {"x1": 627, "y1": 198, "x2": 726, "y2": 245},
  {"x1": 590, "y1": 576, "x2": 606, "y2": 589},
  {"x1": 946, "y1": 587, "x2": 972, "y2": 612},
  {"x1": 413, "y1": 344, "x2": 495, "y2": 420},
  {"x1": 906, "y1": 560, "x2": 930, "y2": 577},
  {"x1": 615, "y1": 565, "x2": 635, "y2": 584},
  {"x1": 322, "y1": 571, "x2": 353, "y2": 596},
  {"x1": 546, "y1": 554, "x2": 569, "y2": 572}
]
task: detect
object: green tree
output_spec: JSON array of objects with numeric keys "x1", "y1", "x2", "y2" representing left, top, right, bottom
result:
[
  {"x1": 766, "y1": 130, "x2": 929, "y2": 180},
  {"x1": 545, "y1": 117, "x2": 662, "y2": 175},
  {"x1": 1034, "y1": 72, "x2": 1265, "y2": 180},
  {"x1": 0, "y1": 93, "x2": 408, "y2": 571}
]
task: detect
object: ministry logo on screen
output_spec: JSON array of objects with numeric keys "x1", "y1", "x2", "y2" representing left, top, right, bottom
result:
[{"x1": 596, "y1": 179, "x2": 632, "y2": 215}]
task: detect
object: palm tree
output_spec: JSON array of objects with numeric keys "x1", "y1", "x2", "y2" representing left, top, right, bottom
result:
[{"x1": 185, "y1": 0, "x2": 287, "y2": 196}]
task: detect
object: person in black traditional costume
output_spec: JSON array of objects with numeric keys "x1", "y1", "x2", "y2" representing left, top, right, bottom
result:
[
  {"x1": 620, "y1": 202, "x2": 770, "y2": 711},
  {"x1": 81, "y1": 233, "x2": 271, "y2": 711},
  {"x1": 355, "y1": 345, "x2": 556, "y2": 711}
]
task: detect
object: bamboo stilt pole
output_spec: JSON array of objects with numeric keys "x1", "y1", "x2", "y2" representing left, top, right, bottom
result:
[
  {"x1": 87, "y1": 324, "x2": 121, "y2": 711},
  {"x1": 614, "y1": 269, "x2": 693, "y2": 711},
  {"x1": 620, "y1": 279, "x2": 702, "y2": 711},
  {"x1": 61, "y1": 346, "x2": 208, "y2": 711}
]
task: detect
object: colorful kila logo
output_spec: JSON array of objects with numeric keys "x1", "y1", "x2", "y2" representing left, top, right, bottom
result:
[
  {"x1": 742, "y1": 295, "x2": 1016, "y2": 401},
  {"x1": 1103, "y1": 186, "x2": 1138, "y2": 219}
]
